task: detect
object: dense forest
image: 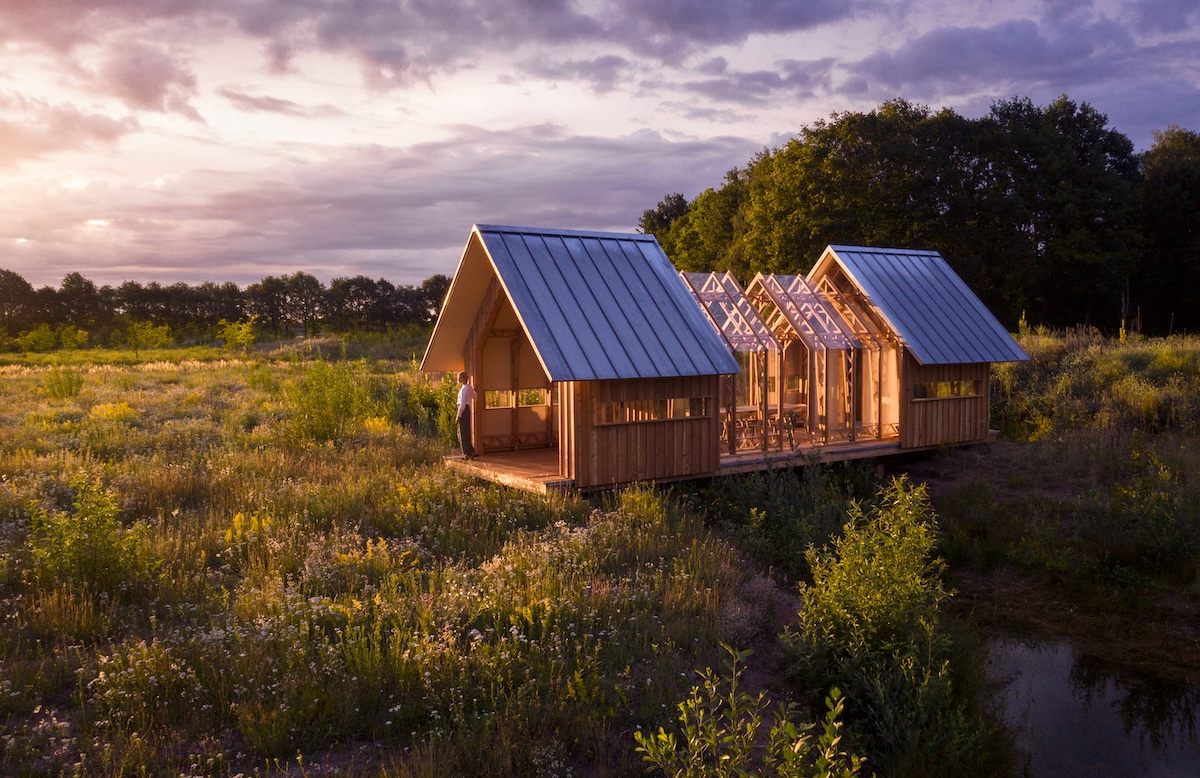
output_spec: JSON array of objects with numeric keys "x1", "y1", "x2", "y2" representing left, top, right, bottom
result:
[
  {"x1": 640, "y1": 96, "x2": 1200, "y2": 335},
  {"x1": 0, "y1": 269, "x2": 450, "y2": 350}
]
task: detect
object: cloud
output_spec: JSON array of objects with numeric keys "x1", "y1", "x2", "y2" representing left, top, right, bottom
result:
[
  {"x1": 0, "y1": 0, "x2": 872, "y2": 89},
  {"x1": 0, "y1": 92, "x2": 138, "y2": 167},
  {"x1": 218, "y1": 87, "x2": 342, "y2": 118},
  {"x1": 680, "y1": 58, "x2": 834, "y2": 103},
  {"x1": 608, "y1": 0, "x2": 861, "y2": 61},
  {"x1": 846, "y1": 18, "x2": 1135, "y2": 98},
  {"x1": 1129, "y1": 0, "x2": 1200, "y2": 34},
  {"x1": 97, "y1": 42, "x2": 203, "y2": 120},
  {"x1": 0, "y1": 124, "x2": 760, "y2": 286},
  {"x1": 516, "y1": 55, "x2": 631, "y2": 93}
]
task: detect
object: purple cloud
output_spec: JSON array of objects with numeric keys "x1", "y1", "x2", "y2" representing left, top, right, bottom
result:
[
  {"x1": 218, "y1": 88, "x2": 342, "y2": 117},
  {"x1": 98, "y1": 42, "x2": 203, "y2": 120},
  {"x1": 0, "y1": 123, "x2": 760, "y2": 286},
  {"x1": 0, "y1": 93, "x2": 138, "y2": 167},
  {"x1": 516, "y1": 55, "x2": 632, "y2": 93}
]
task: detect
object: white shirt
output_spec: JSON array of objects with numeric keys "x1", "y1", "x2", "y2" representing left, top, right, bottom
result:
[{"x1": 457, "y1": 382, "x2": 477, "y2": 416}]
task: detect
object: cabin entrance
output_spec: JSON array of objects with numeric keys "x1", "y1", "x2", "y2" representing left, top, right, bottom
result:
[{"x1": 471, "y1": 291, "x2": 557, "y2": 454}]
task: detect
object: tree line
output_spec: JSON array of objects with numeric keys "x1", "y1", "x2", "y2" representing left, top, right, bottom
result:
[
  {"x1": 640, "y1": 96, "x2": 1200, "y2": 335},
  {"x1": 0, "y1": 269, "x2": 450, "y2": 351}
]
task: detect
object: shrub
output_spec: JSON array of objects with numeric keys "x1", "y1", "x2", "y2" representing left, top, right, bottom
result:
[
  {"x1": 286, "y1": 360, "x2": 381, "y2": 443},
  {"x1": 1076, "y1": 440, "x2": 1200, "y2": 582},
  {"x1": 57, "y1": 324, "x2": 89, "y2": 350},
  {"x1": 28, "y1": 477, "x2": 158, "y2": 599},
  {"x1": 43, "y1": 367, "x2": 84, "y2": 400},
  {"x1": 698, "y1": 462, "x2": 877, "y2": 580},
  {"x1": 16, "y1": 323, "x2": 57, "y2": 353},
  {"x1": 399, "y1": 372, "x2": 458, "y2": 445},
  {"x1": 787, "y1": 477, "x2": 992, "y2": 777},
  {"x1": 217, "y1": 316, "x2": 257, "y2": 354},
  {"x1": 635, "y1": 645, "x2": 865, "y2": 778},
  {"x1": 123, "y1": 321, "x2": 173, "y2": 356}
]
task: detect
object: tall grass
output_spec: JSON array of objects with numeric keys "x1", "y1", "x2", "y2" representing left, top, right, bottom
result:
[{"x1": 0, "y1": 350, "x2": 767, "y2": 776}]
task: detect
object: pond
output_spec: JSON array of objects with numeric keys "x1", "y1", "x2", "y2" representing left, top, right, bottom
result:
[{"x1": 987, "y1": 637, "x2": 1200, "y2": 777}]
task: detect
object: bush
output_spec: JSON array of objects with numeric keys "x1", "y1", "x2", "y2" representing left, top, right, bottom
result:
[
  {"x1": 398, "y1": 372, "x2": 458, "y2": 445},
  {"x1": 16, "y1": 323, "x2": 57, "y2": 353},
  {"x1": 43, "y1": 367, "x2": 85, "y2": 400},
  {"x1": 123, "y1": 321, "x2": 173, "y2": 356},
  {"x1": 1076, "y1": 440, "x2": 1200, "y2": 582},
  {"x1": 786, "y1": 477, "x2": 993, "y2": 777},
  {"x1": 28, "y1": 478, "x2": 158, "y2": 599},
  {"x1": 635, "y1": 645, "x2": 865, "y2": 778},
  {"x1": 699, "y1": 463, "x2": 878, "y2": 581},
  {"x1": 287, "y1": 360, "x2": 382, "y2": 444},
  {"x1": 217, "y1": 316, "x2": 257, "y2": 354},
  {"x1": 57, "y1": 324, "x2": 89, "y2": 350}
]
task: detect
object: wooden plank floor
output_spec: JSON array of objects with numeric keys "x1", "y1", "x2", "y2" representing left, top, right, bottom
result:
[
  {"x1": 718, "y1": 435, "x2": 901, "y2": 475},
  {"x1": 443, "y1": 436, "x2": 907, "y2": 493},
  {"x1": 444, "y1": 447, "x2": 574, "y2": 494}
]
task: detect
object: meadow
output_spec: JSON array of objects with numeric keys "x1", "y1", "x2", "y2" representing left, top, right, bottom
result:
[
  {"x1": 0, "y1": 338, "x2": 879, "y2": 777},
  {"x1": 2, "y1": 329, "x2": 1198, "y2": 777}
]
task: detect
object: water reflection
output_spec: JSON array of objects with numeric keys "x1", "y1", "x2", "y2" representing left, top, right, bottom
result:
[{"x1": 987, "y1": 637, "x2": 1200, "y2": 777}]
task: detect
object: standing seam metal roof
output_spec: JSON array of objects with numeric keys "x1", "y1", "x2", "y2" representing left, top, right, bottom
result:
[
  {"x1": 817, "y1": 246, "x2": 1028, "y2": 365},
  {"x1": 477, "y1": 225, "x2": 739, "y2": 381}
]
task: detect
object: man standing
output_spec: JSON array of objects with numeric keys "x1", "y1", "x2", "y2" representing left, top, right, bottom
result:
[{"x1": 456, "y1": 371, "x2": 477, "y2": 459}]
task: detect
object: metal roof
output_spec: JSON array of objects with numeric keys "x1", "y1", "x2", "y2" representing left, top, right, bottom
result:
[
  {"x1": 811, "y1": 245, "x2": 1029, "y2": 365},
  {"x1": 681, "y1": 272, "x2": 778, "y2": 353},
  {"x1": 423, "y1": 225, "x2": 739, "y2": 381}
]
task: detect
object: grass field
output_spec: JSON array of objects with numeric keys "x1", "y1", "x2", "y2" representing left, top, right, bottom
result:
[{"x1": 2, "y1": 330, "x2": 1198, "y2": 776}]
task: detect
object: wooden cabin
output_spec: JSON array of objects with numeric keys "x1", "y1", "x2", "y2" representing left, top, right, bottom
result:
[
  {"x1": 807, "y1": 245, "x2": 1028, "y2": 449},
  {"x1": 423, "y1": 228, "x2": 1027, "y2": 492},
  {"x1": 420, "y1": 225, "x2": 739, "y2": 491}
]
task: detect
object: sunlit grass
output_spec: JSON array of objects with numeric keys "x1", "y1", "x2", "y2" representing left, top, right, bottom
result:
[{"x1": 0, "y1": 349, "x2": 767, "y2": 776}]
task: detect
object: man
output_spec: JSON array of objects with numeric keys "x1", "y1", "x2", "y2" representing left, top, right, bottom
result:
[{"x1": 456, "y1": 370, "x2": 477, "y2": 459}]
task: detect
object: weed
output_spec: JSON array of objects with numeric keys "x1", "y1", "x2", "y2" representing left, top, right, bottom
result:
[{"x1": 43, "y1": 366, "x2": 84, "y2": 400}]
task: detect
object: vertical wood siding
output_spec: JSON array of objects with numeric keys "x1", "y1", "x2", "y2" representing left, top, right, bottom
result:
[
  {"x1": 563, "y1": 376, "x2": 720, "y2": 489},
  {"x1": 900, "y1": 353, "x2": 991, "y2": 448}
]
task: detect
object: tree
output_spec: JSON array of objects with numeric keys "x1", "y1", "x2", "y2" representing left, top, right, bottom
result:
[
  {"x1": 16, "y1": 323, "x2": 57, "y2": 352},
  {"x1": 58, "y1": 272, "x2": 108, "y2": 330},
  {"x1": 0, "y1": 269, "x2": 35, "y2": 332},
  {"x1": 57, "y1": 324, "x2": 89, "y2": 349},
  {"x1": 418, "y1": 274, "x2": 451, "y2": 325},
  {"x1": 638, "y1": 192, "x2": 689, "y2": 237},
  {"x1": 1136, "y1": 125, "x2": 1200, "y2": 333},
  {"x1": 123, "y1": 321, "x2": 173, "y2": 357},
  {"x1": 284, "y1": 272, "x2": 324, "y2": 337},
  {"x1": 981, "y1": 96, "x2": 1141, "y2": 328},
  {"x1": 246, "y1": 276, "x2": 287, "y2": 337},
  {"x1": 662, "y1": 171, "x2": 748, "y2": 275},
  {"x1": 217, "y1": 316, "x2": 257, "y2": 354}
]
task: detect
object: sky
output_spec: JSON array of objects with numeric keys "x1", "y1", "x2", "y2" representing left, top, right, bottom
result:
[{"x1": 1, "y1": 0, "x2": 1197, "y2": 289}]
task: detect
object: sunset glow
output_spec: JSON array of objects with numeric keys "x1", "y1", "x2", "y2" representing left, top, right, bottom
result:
[{"x1": 0, "y1": 0, "x2": 1196, "y2": 287}]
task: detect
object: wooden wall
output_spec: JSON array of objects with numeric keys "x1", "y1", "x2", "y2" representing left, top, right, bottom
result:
[
  {"x1": 899, "y1": 355, "x2": 991, "y2": 449},
  {"x1": 560, "y1": 376, "x2": 721, "y2": 489}
]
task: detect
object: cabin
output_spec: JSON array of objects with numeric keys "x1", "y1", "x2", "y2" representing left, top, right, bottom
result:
[
  {"x1": 421, "y1": 224, "x2": 738, "y2": 491},
  {"x1": 422, "y1": 227, "x2": 1028, "y2": 493}
]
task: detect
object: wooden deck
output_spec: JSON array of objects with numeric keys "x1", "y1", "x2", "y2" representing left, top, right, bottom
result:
[
  {"x1": 444, "y1": 448, "x2": 574, "y2": 494},
  {"x1": 445, "y1": 435, "x2": 906, "y2": 493}
]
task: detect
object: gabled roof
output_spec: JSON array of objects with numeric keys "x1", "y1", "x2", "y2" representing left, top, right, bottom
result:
[
  {"x1": 682, "y1": 272, "x2": 779, "y2": 353},
  {"x1": 809, "y1": 245, "x2": 1028, "y2": 365},
  {"x1": 422, "y1": 225, "x2": 739, "y2": 381},
  {"x1": 748, "y1": 273, "x2": 860, "y2": 353}
]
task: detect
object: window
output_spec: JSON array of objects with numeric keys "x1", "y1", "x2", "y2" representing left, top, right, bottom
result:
[
  {"x1": 912, "y1": 380, "x2": 981, "y2": 399},
  {"x1": 517, "y1": 388, "x2": 549, "y2": 406},
  {"x1": 485, "y1": 389, "x2": 515, "y2": 408},
  {"x1": 594, "y1": 396, "x2": 711, "y2": 425}
]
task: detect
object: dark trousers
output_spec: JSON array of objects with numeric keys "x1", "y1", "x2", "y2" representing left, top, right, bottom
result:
[{"x1": 458, "y1": 407, "x2": 475, "y2": 457}]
